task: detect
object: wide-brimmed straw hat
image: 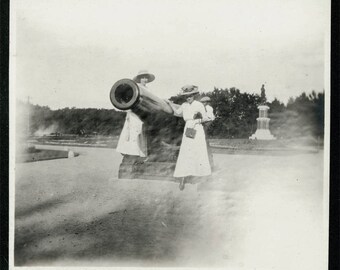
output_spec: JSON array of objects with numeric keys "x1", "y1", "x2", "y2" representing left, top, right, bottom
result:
[
  {"x1": 180, "y1": 85, "x2": 199, "y2": 96},
  {"x1": 133, "y1": 70, "x2": 155, "y2": 83},
  {"x1": 200, "y1": 96, "x2": 211, "y2": 102}
]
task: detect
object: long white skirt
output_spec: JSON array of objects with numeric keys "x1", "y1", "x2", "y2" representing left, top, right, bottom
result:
[
  {"x1": 116, "y1": 112, "x2": 147, "y2": 157},
  {"x1": 174, "y1": 124, "x2": 211, "y2": 177}
]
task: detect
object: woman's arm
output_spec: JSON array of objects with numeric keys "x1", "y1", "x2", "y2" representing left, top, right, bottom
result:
[{"x1": 165, "y1": 100, "x2": 183, "y2": 117}]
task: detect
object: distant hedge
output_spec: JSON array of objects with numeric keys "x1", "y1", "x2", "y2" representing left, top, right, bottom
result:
[{"x1": 18, "y1": 88, "x2": 324, "y2": 139}]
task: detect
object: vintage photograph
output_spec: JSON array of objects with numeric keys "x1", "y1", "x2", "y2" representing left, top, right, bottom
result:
[{"x1": 10, "y1": 0, "x2": 330, "y2": 269}]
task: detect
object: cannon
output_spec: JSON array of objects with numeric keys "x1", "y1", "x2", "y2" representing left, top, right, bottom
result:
[{"x1": 110, "y1": 79, "x2": 185, "y2": 180}]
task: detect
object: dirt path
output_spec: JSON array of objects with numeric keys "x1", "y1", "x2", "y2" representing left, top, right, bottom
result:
[{"x1": 14, "y1": 146, "x2": 326, "y2": 269}]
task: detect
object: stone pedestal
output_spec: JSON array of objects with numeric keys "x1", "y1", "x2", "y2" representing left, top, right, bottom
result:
[{"x1": 249, "y1": 105, "x2": 275, "y2": 140}]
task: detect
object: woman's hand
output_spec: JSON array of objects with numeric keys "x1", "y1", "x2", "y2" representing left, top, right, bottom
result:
[{"x1": 164, "y1": 99, "x2": 173, "y2": 105}]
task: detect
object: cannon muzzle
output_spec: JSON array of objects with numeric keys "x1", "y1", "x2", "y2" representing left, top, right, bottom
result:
[{"x1": 110, "y1": 79, "x2": 174, "y2": 115}]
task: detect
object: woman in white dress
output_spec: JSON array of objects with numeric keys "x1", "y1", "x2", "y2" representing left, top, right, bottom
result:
[
  {"x1": 116, "y1": 70, "x2": 155, "y2": 159},
  {"x1": 116, "y1": 110, "x2": 147, "y2": 157},
  {"x1": 200, "y1": 96, "x2": 215, "y2": 170},
  {"x1": 169, "y1": 85, "x2": 212, "y2": 190}
]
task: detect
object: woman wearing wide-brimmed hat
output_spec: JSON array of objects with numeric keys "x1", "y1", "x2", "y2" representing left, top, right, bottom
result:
[
  {"x1": 116, "y1": 70, "x2": 155, "y2": 159},
  {"x1": 133, "y1": 70, "x2": 155, "y2": 85},
  {"x1": 167, "y1": 85, "x2": 211, "y2": 190}
]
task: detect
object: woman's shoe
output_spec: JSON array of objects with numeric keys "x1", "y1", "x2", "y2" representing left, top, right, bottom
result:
[{"x1": 179, "y1": 177, "x2": 186, "y2": 191}]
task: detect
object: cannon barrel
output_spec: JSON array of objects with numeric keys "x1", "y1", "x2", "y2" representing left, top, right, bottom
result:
[{"x1": 110, "y1": 79, "x2": 175, "y2": 115}]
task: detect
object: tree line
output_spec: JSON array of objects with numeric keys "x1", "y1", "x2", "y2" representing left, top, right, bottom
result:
[
  {"x1": 194, "y1": 88, "x2": 324, "y2": 139},
  {"x1": 19, "y1": 88, "x2": 324, "y2": 139}
]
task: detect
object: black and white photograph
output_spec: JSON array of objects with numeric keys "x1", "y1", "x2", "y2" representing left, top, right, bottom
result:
[{"x1": 10, "y1": 0, "x2": 330, "y2": 269}]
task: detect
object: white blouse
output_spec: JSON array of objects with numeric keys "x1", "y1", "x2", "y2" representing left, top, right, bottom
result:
[{"x1": 173, "y1": 100, "x2": 209, "y2": 127}]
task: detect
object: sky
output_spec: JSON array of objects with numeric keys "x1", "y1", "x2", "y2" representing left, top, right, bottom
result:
[{"x1": 11, "y1": 0, "x2": 330, "y2": 110}]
